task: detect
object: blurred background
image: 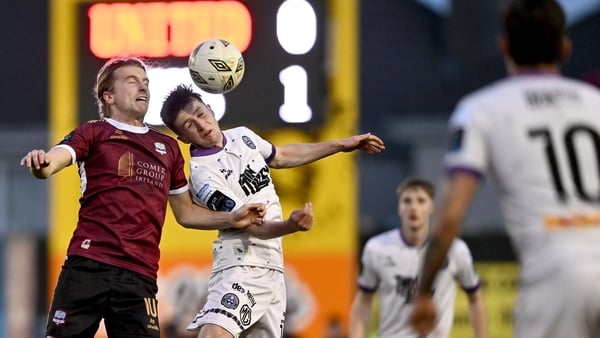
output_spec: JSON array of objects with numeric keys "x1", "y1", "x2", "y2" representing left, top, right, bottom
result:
[{"x1": 0, "y1": 0, "x2": 599, "y2": 337}]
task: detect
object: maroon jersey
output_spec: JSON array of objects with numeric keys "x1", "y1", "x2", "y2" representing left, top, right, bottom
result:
[{"x1": 55, "y1": 119, "x2": 188, "y2": 280}]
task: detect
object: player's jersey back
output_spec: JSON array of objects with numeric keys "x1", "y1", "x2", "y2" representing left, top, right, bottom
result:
[{"x1": 445, "y1": 73, "x2": 600, "y2": 280}]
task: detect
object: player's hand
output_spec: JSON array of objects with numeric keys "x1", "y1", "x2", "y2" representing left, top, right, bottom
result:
[
  {"x1": 230, "y1": 203, "x2": 266, "y2": 228},
  {"x1": 341, "y1": 133, "x2": 385, "y2": 154},
  {"x1": 287, "y1": 202, "x2": 313, "y2": 232},
  {"x1": 409, "y1": 293, "x2": 437, "y2": 336},
  {"x1": 20, "y1": 149, "x2": 50, "y2": 169}
]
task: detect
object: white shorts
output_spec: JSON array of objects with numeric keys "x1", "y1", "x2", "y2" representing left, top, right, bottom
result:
[
  {"x1": 187, "y1": 266, "x2": 286, "y2": 338},
  {"x1": 514, "y1": 263, "x2": 600, "y2": 338}
]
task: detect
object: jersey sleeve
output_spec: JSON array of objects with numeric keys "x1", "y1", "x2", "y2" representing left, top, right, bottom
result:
[
  {"x1": 188, "y1": 164, "x2": 244, "y2": 212},
  {"x1": 444, "y1": 99, "x2": 488, "y2": 177},
  {"x1": 168, "y1": 140, "x2": 189, "y2": 195},
  {"x1": 241, "y1": 127, "x2": 276, "y2": 164},
  {"x1": 451, "y1": 239, "x2": 481, "y2": 293},
  {"x1": 357, "y1": 239, "x2": 379, "y2": 292},
  {"x1": 54, "y1": 122, "x2": 95, "y2": 163}
]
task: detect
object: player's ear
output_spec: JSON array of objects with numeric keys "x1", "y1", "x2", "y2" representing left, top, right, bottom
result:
[
  {"x1": 559, "y1": 36, "x2": 572, "y2": 63},
  {"x1": 102, "y1": 91, "x2": 114, "y2": 104},
  {"x1": 497, "y1": 35, "x2": 509, "y2": 56}
]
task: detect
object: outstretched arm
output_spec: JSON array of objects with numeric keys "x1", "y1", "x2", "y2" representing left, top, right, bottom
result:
[
  {"x1": 244, "y1": 202, "x2": 313, "y2": 239},
  {"x1": 269, "y1": 133, "x2": 385, "y2": 169},
  {"x1": 20, "y1": 147, "x2": 72, "y2": 179},
  {"x1": 169, "y1": 191, "x2": 265, "y2": 230},
  {"x1": 410, "y1": 173, "x2": 479, "y2": 335}
]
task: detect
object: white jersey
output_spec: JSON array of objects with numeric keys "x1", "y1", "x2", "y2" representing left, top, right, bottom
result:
[
  {"x1": 445, "y1": 73, "x2": 600, "y2": 282},
  {"x1": 358, "y1": 229, "x2": 480, "y2": 338},
  {"x1": 188, "y1": 127, "x2": 284, "y2": 272}
]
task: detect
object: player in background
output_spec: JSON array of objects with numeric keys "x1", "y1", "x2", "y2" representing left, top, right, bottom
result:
[
  {"x1": 410, "y1": 1, "x2": 600, "y2": 337},
  {"x1": 350, "y1": 178, "x2": 487, "y2": 338},
  {"x1": 19, "y1": 57, "x2": 279, "y2": 338},
  {"x1": 159, "y1": 84, "x2": 386, "y2": 338}
]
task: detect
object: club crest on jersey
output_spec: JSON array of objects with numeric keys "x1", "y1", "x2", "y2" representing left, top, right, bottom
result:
[
  {"x1": 154, "y1": 142, "x2": 166, "y2": 155},
  {"x1": 242, "y1": 135, "x2": 256, "y2": 149}
]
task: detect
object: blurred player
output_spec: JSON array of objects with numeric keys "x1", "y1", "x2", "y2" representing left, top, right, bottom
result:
[
  {"x1": 19, "y1": 57, "x2": 268, "y2": 338},
  {"x1": 410, "y1": 1, "x2": 600, "y2": 337},
  {"x1": 159, "y1": 84, "x2": 385, "y2": 337},
  {"x1": 350, "y1": 178, "x2": 487, "y2": 338}
]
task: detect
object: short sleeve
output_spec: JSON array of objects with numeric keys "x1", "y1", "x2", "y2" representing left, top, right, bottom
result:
[
  {"x1": 357, "y1": 239, "x2": 379, "y2": 292},
  {"x1": 451, "y1": 239, "x2": 481, "y2": 292}
]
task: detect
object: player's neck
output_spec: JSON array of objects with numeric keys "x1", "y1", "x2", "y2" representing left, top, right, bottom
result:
[
  {"x1": 508, "y1": 64, "x2": 561, "y2": 76},
  {"x1": 111, "y1": 114, "x2": 146, "y2": 127},
  {"x1": 401, "y1": 226, "x2": 429, "y2": 247}
]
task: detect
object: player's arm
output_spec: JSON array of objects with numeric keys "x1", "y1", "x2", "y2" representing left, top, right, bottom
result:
[
  {"x1": 410, "y1": 172, "x2": 479, "y2": 335},
  {"x1": 244, "y1": 202, "x2": 313, "y2": 239},
  {"x1": 168, "y1": 191, "x2": 265, "y2": 230},
  {"x1": 20, "y1": 147, "x2": 72, "y2": 179},
  {"x1": 466, "y1": 288, "x2": 488, "y2": 338},
  {"x1": 269, "y1": 133, "x2": 385, "y2": 169},
  {"x1": 349, "y1": 289, "x2": 375, "y2": 338}
]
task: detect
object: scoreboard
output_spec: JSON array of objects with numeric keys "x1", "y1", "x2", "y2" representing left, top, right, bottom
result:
[{"x1": 76, "y1": 0, "x2": 326, "y2": 129}]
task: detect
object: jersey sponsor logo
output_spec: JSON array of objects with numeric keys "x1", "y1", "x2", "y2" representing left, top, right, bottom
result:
[
  {"x1": 239, "y1": 304, "x2": 252, "y2": 326},
  {"x1": 232, "y1": 282, "x2": 245, "y2": 293},
  {"x1": 238, "y1": 165, "x2": 270, "y2": 196},
  {"x1": 221, "y1": 293, "x2": 240, "y2": 309},
  {"x1": 242, "y1": 135, "x2": 256, "y2": 149},
  {"x1": 52, "y1": 310, "x2": 67, "y2": 325},
  {"x1": 135, "y1": 160, "x2": 167, "y2": 188},
  {"x1": 545, "y1": 213, "x2": 600, "y2": 229},
  {"x1": 245, "y1": 290, "x2": 257, "y2": 308},
  {"x1": 230, "y1": 283, "x2": 257, "y2": 308},
  {"x1": 154, "y1": 142, "x2": 166, "y2": 155},
  {"x1": 395, "y1": 275, "x2": 418, "y2": 304}
]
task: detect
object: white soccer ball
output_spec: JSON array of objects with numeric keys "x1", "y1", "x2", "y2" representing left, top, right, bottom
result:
[{"x1": 188, "y1": 38, "x2": 245, "y2": 94}]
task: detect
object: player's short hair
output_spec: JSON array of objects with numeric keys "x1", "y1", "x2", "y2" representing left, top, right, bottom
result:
[
  {"x1": 160, "y1": 84, "x2": 206, "y2": 132},
  {"x1": 396, "y1": 178, "x2": 435, "y2": 200},
  {"x1": 95, "y1": 57, "x2": 148, "y2": 118},
  {"x1": 501, "y1": 0, "x2": 566, "y2": 66}
]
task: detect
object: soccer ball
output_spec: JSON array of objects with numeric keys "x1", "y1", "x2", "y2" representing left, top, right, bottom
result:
[{"x1": 188, "y1": 38, "x2": 245, "y2": 94}]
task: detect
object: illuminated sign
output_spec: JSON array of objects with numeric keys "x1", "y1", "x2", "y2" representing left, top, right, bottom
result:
[
  {"x1": 88, "y1": 1, "x2": 252, "y2": 58},
  {"x1": 77, "y1": 0, "x2": 326, "y2": 129}
]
